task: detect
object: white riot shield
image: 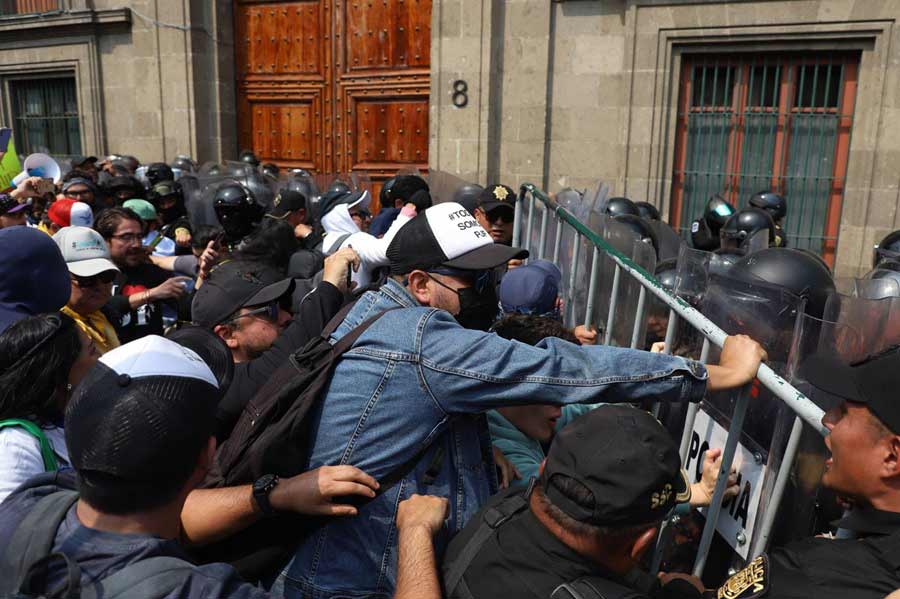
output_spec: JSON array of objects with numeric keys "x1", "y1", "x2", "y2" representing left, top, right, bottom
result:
[{"x1": 426, "y1": 170, "x2": 469, "y2": 206}]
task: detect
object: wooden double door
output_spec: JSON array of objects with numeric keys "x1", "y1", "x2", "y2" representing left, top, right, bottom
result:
[{"x1": 234, "y1": 0, "x2": 432, "y2": 212}]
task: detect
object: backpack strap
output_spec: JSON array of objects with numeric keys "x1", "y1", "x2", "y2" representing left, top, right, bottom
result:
[
  {"x1": 18, "y1": 551, "x2": 82, "y2": 599},
  {"x1": 443, "y1": 480, "x2": 534, "y2": 597},
  {"x1": 0, "y1": 490, "x2": 78, "y2": 594},
  {"x1": 0, "y1": 419, "x2": 59, "y2": 471},
  {"x1": 551, "y1": 577, "x2": 647, "y2": 599},
  {"x1": 81, "y1": 556, "x2": 196, "y2": 599}
]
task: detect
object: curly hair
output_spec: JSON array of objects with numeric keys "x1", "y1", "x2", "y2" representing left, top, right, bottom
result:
[
  {"x1": 491, "y1": 314, "x2": 580, "y2": 346},
  {"x1": 0, "y1": 313, "x2": 82, "y2": 424}
]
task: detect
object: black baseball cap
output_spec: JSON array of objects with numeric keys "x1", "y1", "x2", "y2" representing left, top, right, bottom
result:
[
  {"x1": 800, "y1": 346, "x2": 900, "y2": 433},
  {"x1": 70, "y1": 155, "x2": 98, "y2": 168},
  {"x1": 66, "y1": 336, "x2": 220, "y2": 480},
  {"x1": 269, "y1": 189, "x2": 307, "y2": 218},
  {"x1": 386, "y1": 202, "x2": 527, "y2": 275},
  {"x1": 477, "y1": 184, "x2": 516, "y2": 213},
  {"x1": 191, "y1": 260, "x2": 294, "y2": 328},
  {"x1": 541, "y1": 405, "x2": 691, "y2": 527}
]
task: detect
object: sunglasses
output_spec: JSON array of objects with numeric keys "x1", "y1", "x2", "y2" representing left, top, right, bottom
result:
[
  {"x1": 221, "y1": 300, "x2": 281, "y2": 326},
  {"x1": 71, "y1": 271, "x2": 117, "y2": 288},
  {"x1": 428, "y1": 268, "x2": 496, "y2": 295}
]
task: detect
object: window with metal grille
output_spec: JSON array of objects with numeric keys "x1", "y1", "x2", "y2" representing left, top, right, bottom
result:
[
  {"x1": 0, "y1": 0, "x2": 59, "y2": 16},
  {"x1": 671, "y1": 53, "x2": 859, "y2": 265},
  {"x1": 10, "y1": 76, "x2": 82, "y2": 158}
]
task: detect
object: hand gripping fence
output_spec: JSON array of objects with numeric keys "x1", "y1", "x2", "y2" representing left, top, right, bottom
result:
[{"x1": 513, "y1": 183, "x2": 828, "y2": 576}]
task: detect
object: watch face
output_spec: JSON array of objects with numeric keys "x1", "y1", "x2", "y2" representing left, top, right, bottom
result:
[{"x1": 255, "y1": 473, "x2": 277, "y2": 492}]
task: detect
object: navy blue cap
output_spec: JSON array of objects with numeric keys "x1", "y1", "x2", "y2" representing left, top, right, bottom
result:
[{"x1": 499, "y1": 260, "x2": 561, "y2": 316}]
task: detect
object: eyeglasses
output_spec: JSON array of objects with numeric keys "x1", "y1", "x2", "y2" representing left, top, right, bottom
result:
[
  {"x1": 221, "y1": 300, "x2": 280, "y2": 326},
  {"x1": 110, "y1": 233, "x2": 143, "y2": 244},
  {"x1": 71, "y1": 271, "x2": 117, "y2": 288},
  {"x1": 429, "y1": 268, "x2": 495, "y2": 295},
  {"x1": 484, "y1": 207, "x2": 515, "y2": 224}
]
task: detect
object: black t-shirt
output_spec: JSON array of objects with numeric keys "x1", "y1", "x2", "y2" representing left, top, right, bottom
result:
[
  {"x1": 107, "y1": 262, "x2": 173, "y2": 343},
  {"x1": 442, "y1": 487, "x2": 700, "y2": 599},
  {"x1": 0, "y1": 472, "x2": 269, "y2": 599},
  {"x1": 714, "y1": 508, "x2": 900, "y2": 599},
  {"x1": 215, "y1": 281, "x2": 345, "y2": 441}
]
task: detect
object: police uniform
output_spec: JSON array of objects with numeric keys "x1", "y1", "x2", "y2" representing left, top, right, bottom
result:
[
  {"x1": 714, "y1": 508, "x2": 900, "y2": 598},
  {"x1": 441, "y1": 405, "x2": 702, "y2": 599},
  {"x1": 715, "y1": 346, "x2": 900, "y2": 598}
]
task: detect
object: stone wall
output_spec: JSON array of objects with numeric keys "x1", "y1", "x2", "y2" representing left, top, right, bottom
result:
[{"x1": 430, "y1": 0, "x2": 900, "y2": 276}]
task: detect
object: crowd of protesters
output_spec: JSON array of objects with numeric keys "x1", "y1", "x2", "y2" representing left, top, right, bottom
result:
[{"x1": 0, "y1": 151, "x2": 898, "y2": 599}]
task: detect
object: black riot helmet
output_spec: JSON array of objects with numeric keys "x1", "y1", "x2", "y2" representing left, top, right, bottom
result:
[
  {"x1": 704, "y1": 195, "x2": 736, "y2": 233},
  {"x1": 604, "y1": 197, "x2": 640, "y2": 218},
  {"x1": 171, "y1": 155, "x2": 195, "y2": 173},
  {"x1": 261, "y1": 162, "x2": 280, "y2": 180},
  {"x1": 690, "y1": 218, "x2": 719, "y2": 251},
  {"x1": 207, "y1": 164, "x2": 222, "y2": 176},
  {"x1": 146, "y1": 162, "x2": 174, "y2": 187},
  {"x1": 710, "y1": 247, "x2": 744, "y2": 276},
  {"x1": 213, "y1": 182, "x2": 264, "y2": 244},
  {"x1": 635, "y1": 201, "x2": 661, "y2": 221},
  {"x1": 327, "y1": 180, "x2": 351, "y2": 196},
  {"x1": 720, "y1": 208, "x2": 776, "y2": 251},
  {"x1": 613, "y1": 214, "x2": 659, "y2": 259},
  {"x1": 730, "y1": 248, "x2": 835, "y2": 319},
  {"x1": 380, "y1": 176, "x2": 397, "y2": 208},
  {"x1": 749, "y1": 191, "x2": 787, "y2": 222},
  {"x1": 288, "y1": 168, "x2": 312, "y2": 179},
  {"x1": 873, "y1": 229, "x2": 900, "y2": 268},
  {"x1": 654, "y1": 258, "x2": 678, "y2": 292},
  {"x1": 453, "y1": 183, "x2": 485, "y2": 215},
  {"x1": 284, "y1": 177, "x2": 315, "y2": 202},
  {"x1": 238, "y1": 149, "x2": 260, "y2": 168}
]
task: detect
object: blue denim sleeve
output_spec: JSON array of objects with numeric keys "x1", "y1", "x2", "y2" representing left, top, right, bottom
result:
[{"x1": 417, "y1": 310, "x2": 707, "y2": 415}]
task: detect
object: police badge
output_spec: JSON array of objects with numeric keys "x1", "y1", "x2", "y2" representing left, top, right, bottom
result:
[{"x1": 716, "y1": 555, "x2": 769, "y2": 598}]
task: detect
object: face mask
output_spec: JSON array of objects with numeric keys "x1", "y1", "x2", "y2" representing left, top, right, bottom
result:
[{"x1": 428, "y1": 272, "x2": 498, "y2": 332}]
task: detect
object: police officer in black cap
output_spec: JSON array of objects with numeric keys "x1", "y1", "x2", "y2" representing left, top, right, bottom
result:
[
  {"x1": 713, "y1": 345, "x2": 900, "y2": 598},
  {"x1": 443, "y1": 405, "x2": 707, "y2": 599},
  {"x1": 265, "y1": 184, "x2": 324, "y2": 279}
]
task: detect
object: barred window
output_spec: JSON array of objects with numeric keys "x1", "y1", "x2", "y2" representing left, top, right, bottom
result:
[
  {"x1": 0, "y1": 0, "x2": 59, "y2": 17},
  {"x1": 10, "y1": 76, "x2": 82, "y2": 158}
]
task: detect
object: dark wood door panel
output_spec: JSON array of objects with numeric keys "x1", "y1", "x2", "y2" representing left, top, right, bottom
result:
[
  {"x1": 340, "y1": 0, "x2": 431, "y2": 74},
  {"x1": 235, "y1": 1, "x2": 327, "y2": 79},
  {"x1": 238, "y1": 89, "x2": 324, "y2": 170}
]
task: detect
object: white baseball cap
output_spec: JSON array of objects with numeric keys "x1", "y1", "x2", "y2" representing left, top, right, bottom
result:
[{"x1": 52, "y1": 226, "x2": 120, "y2": 277}]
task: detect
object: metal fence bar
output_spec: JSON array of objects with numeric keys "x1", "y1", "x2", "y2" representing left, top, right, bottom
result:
[
  {"x1": 516, "y1": 183, "x2": 826, "y2": 436},
  {"x1": 693, "y1": 385, "x2": 752, "y2": 576},
  {"x1": 538, "y1": 203, "x2": 549, "y2": 260},
  {"x1": 512, "y1": 194, "x2": 524, "y2": 248},
  {"x1": 552, "y1": 213, "x2": 563, "y2": 264},
  {"x1": 525, "y1": 194, "x2": 535, "y2": 256},
  {"x1": 750, "y1": 415, "x2": 804, "y2": 558},
  {"x1": 629, "y1": 286, "x2": 647, "y2": 349},
  {"x1": 583, "y1": 247, "x2": 601, "y2": 329},
  {"x1": 565, "y1": 233, "x2": 581, "y2": 327},
  {"x1": 604, "y1": 265, "x2": 622, "y2": 345}
]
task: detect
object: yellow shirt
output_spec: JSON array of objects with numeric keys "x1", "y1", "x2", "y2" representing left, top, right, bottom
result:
[{"x1": 61, "y1": 306, "x2": 120, "y2": 355}]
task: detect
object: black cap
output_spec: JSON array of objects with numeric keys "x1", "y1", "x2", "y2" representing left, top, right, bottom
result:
[
  {"x1": 191, "y1": 260, "x2": 294, "y2": 328},
  {"x1": 541, "y1": 405, "x2": 691, "y2": 526},
  {"x1": 800, "y1": 346, "x2": 900, "y2": 434},
  {"x1": 70, "y1": 155, "x2": 98, "y2": 168},
  {"x1": 386, "y1": 202, "x2": 527, "y2": 275},
  {"x1": 477, "y1": 184, "x2": 516, "y2": 213},
  {"x1": 65, "y1": 336, "x2": 220, "y2": 480},
  {"x1": 166, "y1": 325, "x2": 234, "y2": 395},
  {"x1": 269, "y1": 189, "x2": 307, "y2": 218}
]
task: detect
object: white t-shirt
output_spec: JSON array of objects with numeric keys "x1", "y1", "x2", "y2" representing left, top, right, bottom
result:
[{"x1": 0, "y1": 425, "x2": 69, "y2": 503}]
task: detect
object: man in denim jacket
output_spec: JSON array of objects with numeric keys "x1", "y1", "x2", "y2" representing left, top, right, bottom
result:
[{"x1": 272, "y1": 202, "x2": 766, "y2": 599}]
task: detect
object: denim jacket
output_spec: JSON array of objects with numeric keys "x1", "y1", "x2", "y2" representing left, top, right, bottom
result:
[{"x1": 275, "y1": 279, "x2": 707, "y2": 599}]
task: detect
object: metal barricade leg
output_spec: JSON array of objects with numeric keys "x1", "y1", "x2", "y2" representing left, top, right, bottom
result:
[
  {"x1": 749, "y1": 415, "x2": 803, "y2": 558},
  {"x1": 565, "y1": 234, "x2": 581, "y2": 327},
  {"x1": 552, "y1": 214, "x2": 563, "y2": 264},
  {"x1": 628, "y1": 286, "x2": 647, "y2": 349},
  {"x1": 538, "y1": 204, "x2": 549, "y2": 260},
  {"x1": 603, "y1": 265, "x2": 622, "y2": 345},
  {"x1": 692, "y1": 386, "x2": 752, "y2": 578},
  {"x1": 513, "y1": 193, "x2": 524, "y2": 248},
  {"x1": 525, "y1": 194, "x2": 535, "y2": 256},
  {"x1": 583, "y1": 247, "x2": 601, "y2": 329}
]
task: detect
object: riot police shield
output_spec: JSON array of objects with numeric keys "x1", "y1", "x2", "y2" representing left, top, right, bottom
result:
[
  {"x1": 822, "y1": 286, "x2": 900, "y2": 363},
  {"x1": 180, "y1": 172, "x2": 232, "y2": 228},
  {"x1": 657, "y1": 273, "x2": 803, "y2": 583},
  {"x1": 426, "y1": 170, "x2": 469, "y2": 206},
  {"x1": 350, "y1": 171, "x2": 373, "y2": 195},
  {"x1": 649, "y1": 219, "x2": 684, "y2": 262}
]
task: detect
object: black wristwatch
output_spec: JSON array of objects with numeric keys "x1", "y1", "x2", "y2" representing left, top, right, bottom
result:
[{"x1": 252, "y1": 474, "x2": 279, "y2": 516}]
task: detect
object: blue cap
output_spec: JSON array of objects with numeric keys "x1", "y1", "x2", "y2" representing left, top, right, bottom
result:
[
  {"x1": 0, "y1": 227, "x2": 71, "y2": 334},
  {"x1": 499, "y1": 260, "x2": 561, "y2": 316}
]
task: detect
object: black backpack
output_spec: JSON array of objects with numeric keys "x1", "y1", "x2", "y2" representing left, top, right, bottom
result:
[
  {"x1": 195, "y1": 304, "x2": 443, "y2": 581},
  {"x1": 0, "y1": 480, "x2": 193, "y2": 599}
]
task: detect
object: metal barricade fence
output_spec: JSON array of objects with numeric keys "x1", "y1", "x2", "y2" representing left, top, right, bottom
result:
[{"x1": 513, "y1": 183, "x2": 829, "y2": 577}]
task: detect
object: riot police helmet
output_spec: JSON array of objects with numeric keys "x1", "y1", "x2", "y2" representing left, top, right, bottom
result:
[
  {"x1": 238, "y1": 149, "x2": 260, "y2": 168},
  {"x1": 710, "y1": 247, "x2": 744, "y2": 276},
  {"x1": 213, "y1": 181, "x2": 264, "y2": 243},
  {"x1": 730, "y1": 248, "x2": 835, "y2": 318},
  {"x1": 690, "y1": 218, "x2": 719, "y2": 251},
  {"x1": 283, "y1": 177, "x2": 315, "y2": 202},
  {"x1": 635, "y1": 201, "x2": 661, "y2": 221},
  {"x1": 261, "y1": 162, "x2": 280, "y2": 179},
  {"x1": 873, "y1": 229, "x2": 900, "y2": 268},
  {"x1": 604, "y1": 196, "x2": 640, "y2": 218},
  {"x1": 207, "y1": 164, "x2": 222, "y2": 176},
  {"x1": 654, "y1": 258, "x2": 678, "y2": 292},
  {"x1": 613, "y1": 214, "x2": 659, "y2": 259},
  {"x1": 453, "y1": 183, "x2": 485, "y2": 215},
  {"x1": 327, "y1": 180, "x2": 351, "y2": 196},
  {"x1": 288, "y1": 168, "x2": 312, "y2": 179},
  {"x1": 720, "y1": 208, "x2": 776, "y2": 251},
  {"x1": 145, "y1": 162, "x2": 174, "y2": 187},
  {"x1": 380, "y1": 176, "x2": 397, "y2": 208},
  {"x1": 171, "y1": 155, "x2": 195, "y2": 173},
  {"x1": 749, "y1": 191, "x2": 787, "y2": 222},
  {"x1": 703, "y1": 195, "x2": 736, "y2": 233}
]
